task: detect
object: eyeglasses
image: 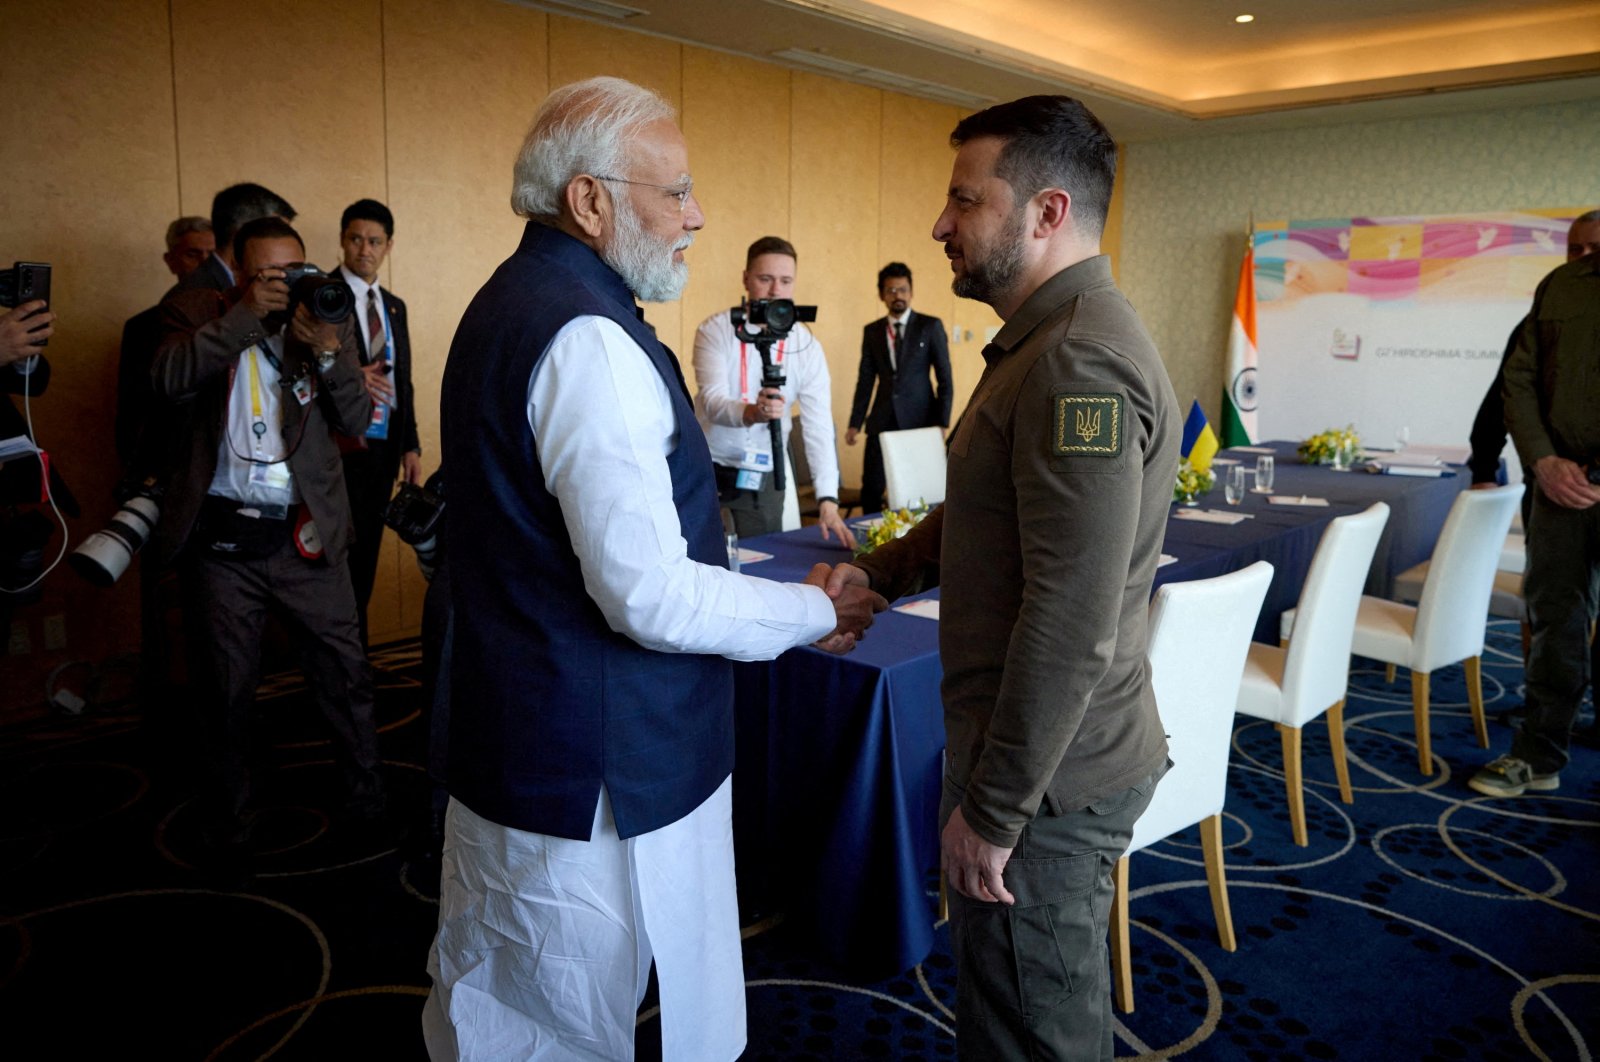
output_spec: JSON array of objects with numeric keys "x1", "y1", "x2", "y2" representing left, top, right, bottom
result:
[{"x1": 593, "y1": 175, "x2": 695, "y2": 212}]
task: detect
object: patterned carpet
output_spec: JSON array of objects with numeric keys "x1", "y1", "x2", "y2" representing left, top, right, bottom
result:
[{"x1": 2, "y1": 620, "x2": 1595, "y2": 1060}]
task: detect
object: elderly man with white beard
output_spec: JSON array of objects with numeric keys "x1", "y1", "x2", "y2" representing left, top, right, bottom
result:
[{"x1": 422, "y1": 77, "x2": 885, "y2": 1061}]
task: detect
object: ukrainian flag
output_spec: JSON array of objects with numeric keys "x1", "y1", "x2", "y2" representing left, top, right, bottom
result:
[{"x1": 1180, "y1": 400, "x2": 1219, "y2": 472}]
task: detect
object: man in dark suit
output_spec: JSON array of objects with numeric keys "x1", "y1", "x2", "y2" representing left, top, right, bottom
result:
[
  {"x1": 165, "y1": 183, "x2": 296, "y2": 300},
  {"x1": 153, "y1": 215, "x2": 382, "y2": 861},
  {"x1": 332, "y1": 198, "x2": 422, "y2": 649},
  {"x1": 846, "y1": 262, "x2": 953, "y2": 512}
]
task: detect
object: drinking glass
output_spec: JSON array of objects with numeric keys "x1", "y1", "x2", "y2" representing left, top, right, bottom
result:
[
  {"x1": 1395, "y1": 425, "x2": 1411, "y2": 452},
  {"x1": 1224, "y1": 465, "x2": 1247, "y2": 506},
  {"x1": 1253, "y1": 454, "x2": 1275, "y2": 493},
  {"x1": 725, "y1": 532, "x2": 741, "y2": 573}
]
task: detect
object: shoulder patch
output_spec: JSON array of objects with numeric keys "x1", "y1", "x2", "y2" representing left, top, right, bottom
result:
[{"x1": 1052, "y1": 392, "x2": 1122, "y2": 457}]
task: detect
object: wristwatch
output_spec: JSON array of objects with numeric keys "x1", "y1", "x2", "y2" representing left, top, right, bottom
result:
[
  {"x1": 817, "y1": 496, "x2": 839, "y2": 506},
  {"x1": 315, "y1": 348, "x2": 338, "y2": 373}
]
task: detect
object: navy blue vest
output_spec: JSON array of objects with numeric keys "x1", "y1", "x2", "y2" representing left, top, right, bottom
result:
[{"x1": 441, "y1": 222, "x2": 734, "y2": 840}]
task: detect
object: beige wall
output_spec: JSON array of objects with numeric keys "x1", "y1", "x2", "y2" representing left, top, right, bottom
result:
[
  {"x1": 0, "y1": 0, "x2": 1021, "y2": 717},
  {"x1": 1119, "y1": 99, "x2": 1600, "y2": 426}
]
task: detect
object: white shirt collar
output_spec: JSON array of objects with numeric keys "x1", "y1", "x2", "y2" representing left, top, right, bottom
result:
[
  {"x1": 889, "y1": 309, "x2": 912, "y2": 328},
  {"x1": 338, "y1": 263, "x2": 381, "y2": 300}
]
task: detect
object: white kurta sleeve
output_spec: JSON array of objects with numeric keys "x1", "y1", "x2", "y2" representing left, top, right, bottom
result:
[{"x1": 529, "y1": 315, "x2": 836, "y2": 660}]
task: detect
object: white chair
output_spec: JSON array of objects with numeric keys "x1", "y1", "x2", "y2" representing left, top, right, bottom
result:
[
  {"x1": 779, "y1": 449, "x2": 802, "y2": 531},
  {"x1": 1346, "y1": 484, "x2": 1524, "y2": 775},
  {"x1": 1236, "y1": 503, "x2": 1390, "y2": 847},
  {"x1": 1393, "y1": 526, "x2": 1526, "y2": 620},
  {"x1": 1110, "y1": 561, "x2": 1274, "y2": 1014},
  {"x1": 880, "y1": 426, "x2": 946, "y2": 511}
]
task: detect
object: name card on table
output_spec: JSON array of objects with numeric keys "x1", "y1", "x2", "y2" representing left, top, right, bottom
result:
[
  {"x1": 736, "y1": 548, "x2": 773, "y2": 565},
  {"x1": 1269, "y1": 495, "x2": 1330, "y2": 507},
  {"x1": 894, "y1": 599, "x2": 941, "y2": 621},
  {"x1": 1172, "y1": 508, "x2": 1250, "y2": 525}
]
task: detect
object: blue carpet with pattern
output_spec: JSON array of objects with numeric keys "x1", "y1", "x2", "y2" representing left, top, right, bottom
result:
[{"x1": 2, "y1": 618, "x2": 1595, "y2": 1060}]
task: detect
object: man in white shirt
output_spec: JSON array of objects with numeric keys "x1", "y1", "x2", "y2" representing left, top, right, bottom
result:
[
  {"x1": 693, "y1": 237, "x2": 853, "y2": 543},
  {"x1": 424, "y1": 78, "x2": 885, "y2": 1061}
]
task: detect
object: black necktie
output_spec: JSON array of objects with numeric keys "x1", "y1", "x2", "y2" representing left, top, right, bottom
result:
[{"x1": 892, "y1": 320, "x2": 903, "y2": 373}]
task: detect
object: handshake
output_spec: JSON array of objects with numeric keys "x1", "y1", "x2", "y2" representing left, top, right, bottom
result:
[{"x1": 804, "y1": 562, "x2": 888, "y2": 654}]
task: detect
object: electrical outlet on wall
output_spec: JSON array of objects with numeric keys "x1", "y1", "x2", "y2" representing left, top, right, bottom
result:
[
  {"x1": 43, "y1": 614, "x2": 66, "y2": 651},
  {"x1": 8, "y1": 621, "x2": 30, "y2": 655}
]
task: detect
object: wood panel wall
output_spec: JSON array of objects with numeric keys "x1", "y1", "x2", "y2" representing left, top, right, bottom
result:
[{"x1": 0, "y1": 0, "x2": 1135, "y2": 719}]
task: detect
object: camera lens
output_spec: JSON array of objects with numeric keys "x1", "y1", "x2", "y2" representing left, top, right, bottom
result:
[{"x1": 764, "y1": 299, "x2": 796, "y2": 332}]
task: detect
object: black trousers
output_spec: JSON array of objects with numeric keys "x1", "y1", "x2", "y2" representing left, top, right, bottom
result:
[
  {"x1": 181, "y1": 531, "x2": 382, "y2": 839},
  {"x1": 941, "y1": 764, "x2": 1165, "y2": 1062},
  {"x1": 342, "y1": 443, "x2": 398, "y2": 648},
  {"x1": 1513, "y1": 485, "x2": 1600, "y2": 773}
]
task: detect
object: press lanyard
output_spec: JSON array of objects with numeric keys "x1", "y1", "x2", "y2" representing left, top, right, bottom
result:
[
  {"x1": 738, "y1": 338, "x2": 785, "y2": 403},
  {"x1": 247, "y1": 347, "x2": 268, "y2": 445}
]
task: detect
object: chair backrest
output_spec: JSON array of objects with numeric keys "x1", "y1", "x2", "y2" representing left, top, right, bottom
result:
[
  {"x1": 780, "y1": 448, "x2": 802, "y2": 531},
  {"x1": 881, "y1": 426, "x2": 947, "y2": 511},
  {"x1": 1411, "y1": 484, "x2": 1523, "y2": 669},
  {"x1": 1280, "y1": 503, "x2": 1390, "y2": 725},
  {"x1": 1130, "y1": 561, "x2": 1274, "y2": 854}
]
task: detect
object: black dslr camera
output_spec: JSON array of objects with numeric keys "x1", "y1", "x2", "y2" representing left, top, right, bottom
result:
[
  {"x1": 384, "y1": 480, "x2": 445, "y2": 577},
  {"x1": 278, "y1": 264, "x2": 353, "y2": 325}
]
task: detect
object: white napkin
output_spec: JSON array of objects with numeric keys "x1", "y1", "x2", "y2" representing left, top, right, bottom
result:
[
  {"x1": 1374, "y1": 464, "x2": 1449, "y2": 478},
  {"x1": 1269, "y1": 495, "x2": 1330, "y2": 507},
  {"x1": 1228, "y1": 446, "x2": 1277, "y2": 454},
  {"x1": 1172, "y1": 508, "x2": 1249, "y2": 525},
  {"x1": 1158, "y1": 553, "x2": 1179, "y2": 567},
  {"x1": 736, "y1": 548, "x2": 773, "y2": 564},
  {"x1": 895, "y1": 599, "x2": 940, "y2": 621}
]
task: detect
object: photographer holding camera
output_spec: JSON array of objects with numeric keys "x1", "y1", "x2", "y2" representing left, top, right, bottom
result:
[
  {"x1": 693, "y1": 236, "x2": 850, "y2": 543},
  {"x1": 153, "y1": 215, "x2": 384, "y2": 865}
]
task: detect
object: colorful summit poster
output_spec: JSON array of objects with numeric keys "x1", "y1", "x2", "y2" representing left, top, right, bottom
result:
[{"x1": 1251, "y1": 209, "x2": 1578, "y2": 453}]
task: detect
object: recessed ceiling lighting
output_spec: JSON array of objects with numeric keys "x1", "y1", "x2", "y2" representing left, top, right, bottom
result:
[{"x1": 1235, "y1": 13, "x2": 1255, "y2": 23}]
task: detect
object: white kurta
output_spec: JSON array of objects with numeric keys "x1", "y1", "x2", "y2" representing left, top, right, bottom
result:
[{"x1": 423, "y1": 315, "x2": 835, "y2": 1061}]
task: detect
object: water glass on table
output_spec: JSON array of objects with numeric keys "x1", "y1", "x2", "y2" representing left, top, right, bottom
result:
[
  {"x1": 1253, "y1": 454, "x2": 1275, "y2": 493},
  {"x1": 1224, "y1": 464, "x2": 1248, "y2": 506}
]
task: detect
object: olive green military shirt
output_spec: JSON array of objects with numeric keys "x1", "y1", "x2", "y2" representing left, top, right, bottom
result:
[
  {"x1": 855, "y1": 256, "x2": 1179, "y2": 848},
  {"x1": 1504, "y1": 254, "x2": 1600, "y2": 468}
]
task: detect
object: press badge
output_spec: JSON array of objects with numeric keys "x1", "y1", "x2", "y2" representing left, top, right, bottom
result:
[
  {"x1": 365, "y1": 400, "x2": 391, "y2": 440},
  {"x1": 290, "y1": 375, "x2": 313, "y2": 406},
  {"x1": 736, "y1": 448, "x2": 772, "y2": 491}
]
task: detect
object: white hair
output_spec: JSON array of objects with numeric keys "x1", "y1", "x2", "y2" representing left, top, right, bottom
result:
[{"x1": 511, "y1": 77, "x2": 675, "y2": 221}]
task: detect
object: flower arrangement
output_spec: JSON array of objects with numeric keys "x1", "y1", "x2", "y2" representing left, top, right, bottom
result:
[
  {"x1": 1173, "y1": 460, "x2": 1214, "y2": 505},
  {"x1": 854, "y1": 502, "x2": 931, "y2": 556},
  {"x1": 1298, "y1": 426, "x2": 1363, "y2": 466}
]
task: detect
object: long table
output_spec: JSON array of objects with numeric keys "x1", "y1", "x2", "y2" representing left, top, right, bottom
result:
[{"x1": 732, "y1": 441, "x2": 1468, "y2": 976}]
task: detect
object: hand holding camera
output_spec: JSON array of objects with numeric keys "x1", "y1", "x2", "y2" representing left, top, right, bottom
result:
[
  {"x1": 290, "y1": 303, "x2": 339, "y2": 354},
  {"x1": 743, "y1": 386, "x2": 785, "y2": 425},
  {"x1": 243, "y1": 267, "x2": 291, "y2": 321}
]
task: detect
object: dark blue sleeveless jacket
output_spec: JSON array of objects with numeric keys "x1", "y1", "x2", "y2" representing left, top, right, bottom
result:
[{"x1": 441, "y1": 222, "x2": 733, "y2": 840}]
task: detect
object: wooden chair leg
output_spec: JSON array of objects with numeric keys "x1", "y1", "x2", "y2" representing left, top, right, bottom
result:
[
  {"x1": 938, "y1": 875, "x2": 949, "y2": 924},
  {"x1": 1327, "y1": 699, "x2": 1354, "y2": 804},
  {"x1": 1411, "y1": 670, "x2": 1433, "y2": 775},
  {"x1": 1385, "y1": 662, "x2": 1397, "y2": 684},
  {"x1": 1465, "y1": 655, "x2": 1488, "y2": 748},
  {"x1": 1199, "y1": 814, "x2": 1237, "y2": 952},
  {"x1": 1276, "y1": 722, "x2": 1308, "y2": 846},
  {"x1": 1110, "y1": 855, "x2": 1134, "y2": 1013}
]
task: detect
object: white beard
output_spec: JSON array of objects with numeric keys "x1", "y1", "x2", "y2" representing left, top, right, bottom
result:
[{"x1": 604, "y1": 196, "x2": 691, "y2": 303}]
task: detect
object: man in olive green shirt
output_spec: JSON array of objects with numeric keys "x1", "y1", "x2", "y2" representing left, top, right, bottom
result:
[
  {"x1": 824, "y1": 95, "x2": 1177, "y2": 1061},
  {"x1": 1471, "y1": 221, "x2": 1600, "y2": 798}
]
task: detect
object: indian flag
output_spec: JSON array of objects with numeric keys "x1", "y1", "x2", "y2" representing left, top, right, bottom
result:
[{"x1": 1220, "y1": 241, "x2": 1258, "y2": 448}]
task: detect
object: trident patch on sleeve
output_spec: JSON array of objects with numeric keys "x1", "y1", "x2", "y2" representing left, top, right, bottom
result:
[{"x1": 1052, "y1": 392, "x2": 1123, "y2": 457}]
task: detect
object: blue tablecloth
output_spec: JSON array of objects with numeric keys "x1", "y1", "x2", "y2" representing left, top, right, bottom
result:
[{"x1": 732, "y1": 441, "x2": 1468, "y2": 975}]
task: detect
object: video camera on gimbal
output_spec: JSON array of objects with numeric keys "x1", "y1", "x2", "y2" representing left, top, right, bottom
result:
[{"x1": 727, "y1": 299, "x2": 817, "y2": 492}]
